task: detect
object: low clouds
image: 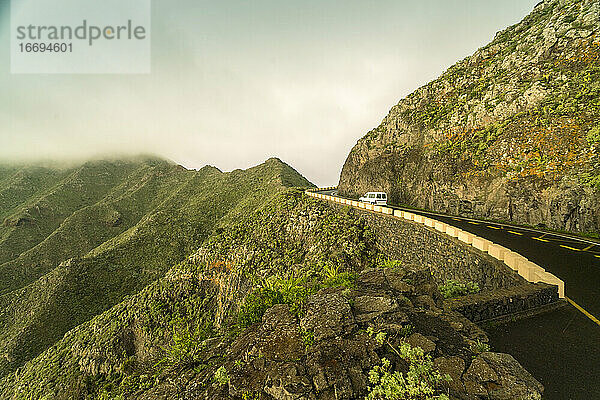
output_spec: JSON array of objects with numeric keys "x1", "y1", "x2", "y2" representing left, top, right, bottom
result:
[{"x1": 0, "y1": 0, "x2": 539, "y2": 185}]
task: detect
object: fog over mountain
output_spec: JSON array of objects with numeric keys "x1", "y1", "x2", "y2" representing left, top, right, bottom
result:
[{"x1": 0, "y1": 0, "x2": 538, "y2": 185}]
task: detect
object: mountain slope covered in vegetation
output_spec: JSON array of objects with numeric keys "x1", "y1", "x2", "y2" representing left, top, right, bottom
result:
[
  {"x1": 1, "y1": 190, "x2": 543, "y2": 400},
  {"x1": 0, "y1": 156, "x2": 313, "y2": 378},
  {"x1": 339, "y1": 0, "x2": 600, "y2": 233}
]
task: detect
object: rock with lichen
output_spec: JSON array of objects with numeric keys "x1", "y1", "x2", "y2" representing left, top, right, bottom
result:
[{"x1": 339, "y1": 0, "x2": 600, "y2": 234}]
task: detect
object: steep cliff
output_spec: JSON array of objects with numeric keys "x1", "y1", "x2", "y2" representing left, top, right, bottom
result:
[{"x1": 339, "y1": 0, "x2": 600, "y2": 233}]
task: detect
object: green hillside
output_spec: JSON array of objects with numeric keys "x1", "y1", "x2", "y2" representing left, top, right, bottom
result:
[
  {"x1": 0, "y1": 165, "x2": 71, "y2": 263},
  {"x1": 0, "y1": 156, "x2": 313, "y2": 378},
  {"x1": 0, "y1": 190, "x2": 542, "y2": 400},
  {"x1": 0, "y1": 160, "x2": 147, "y2": 268},
  {"x1": 0, "y1": 189, "x2": 378, "y2": 399}
]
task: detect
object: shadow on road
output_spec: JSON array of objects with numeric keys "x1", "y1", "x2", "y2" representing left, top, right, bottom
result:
[{"x1": 484, "y1": 305, "x2": 600, "y2": 400}]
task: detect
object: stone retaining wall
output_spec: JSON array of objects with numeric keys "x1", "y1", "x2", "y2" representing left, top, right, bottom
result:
[
  {"x1": 446, "y1": 283, "x2": 560, "y2": 322},
  {"x1": 306, "y1": 188, "x2": 564, "y2": 298},
  {"x1": 347, "y1": 205, "x2": 523, "y2": 291}
]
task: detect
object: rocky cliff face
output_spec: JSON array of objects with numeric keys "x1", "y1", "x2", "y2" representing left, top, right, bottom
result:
[
  {"x1": 339, "y1": 0, "x2": 600, "y2": 233},
  {"x1": 204, "y1": 267, "x2": 543, "y2": 400}
]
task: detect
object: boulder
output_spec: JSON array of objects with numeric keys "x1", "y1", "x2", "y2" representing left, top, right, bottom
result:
[
  {"x1": 463, "y1": 352, "x2": 543, "y2": 399},
  {"x1": 301, "y1": 289, "x2": 356, "y2": 341}
]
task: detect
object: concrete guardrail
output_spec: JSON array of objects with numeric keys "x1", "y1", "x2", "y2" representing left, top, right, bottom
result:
[{"x1": 306, "y1": 188, "x2": 565, "y2": 298}]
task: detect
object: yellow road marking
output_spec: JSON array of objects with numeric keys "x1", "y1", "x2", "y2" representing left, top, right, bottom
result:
[
  {"x1": 487, "y1": 225, "x2": 502, "y2": 230},
  {"x1": 533, "y1": 237, "x2": 550, "y2": 242},
  {"x1": 560, "y1": 245, "x2": 581, "y2": 251},
  {"x1": 537, "y1": 233, "x2": 548, "y2": 239},
  {"x1": 452, "y1": 218, "x2": 461, "y2": 221},
  {"x1": 566, "y1": 297, "x2": 600, "y2": 328},
  {"x1": 507, "y1": 230, "x2": 523, "y2": 236},
  {"x1": 595, "y1": 255, "x2": 600, "y2": 259},
  {"x1": 467, "y1": 221, "x2": 480, "y2": 225},
  {"x1": 582, "y1": 244, "x2": 596, "y2": 251}
]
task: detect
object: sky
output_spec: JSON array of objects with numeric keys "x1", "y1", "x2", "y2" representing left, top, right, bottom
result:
[{"x1": 0, "y1": 0, "x2": 541, "y2": 186}]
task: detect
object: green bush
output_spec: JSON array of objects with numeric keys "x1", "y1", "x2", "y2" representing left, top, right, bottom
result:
[
  {"x1": 366, "y1": 326, "x2": 387, "y2": 345},
  {"x1": 238, "y1": 287, "x2": 285, "y2": 328},
  {"x1": 439, "y1": 280, "x2": 480, "y2": 299},
  {"x1": 274, "y1": 275, "x2": 315, "y2": 316},
  {"x1": 321, "y1": 263, "x2": 356, "y2": 289},
  {"x1": 588, "y1": 126, "x2": 600, "y2": 145},
  {"x1": 156, "y1": 317, "x2": 213, "y2": 371},
  {"x1": 398, "y1": 324, "x2": 413, "y2": 338},
  {"x1": 376, "y1": 257, "x2": 403, "y2": 270},
  {"x1": 579, "y1": 172, "x2": 600, "y2": 189},
  {"x1": 366, "y1": 343, "x2": 450, "y2": 400},
  {"x1": 214, "y1": 366, "x2": 229, "y2": 386},
  {"x1": 300, "y1": 327, "x2": 314, "y2": 349},
  {"x1": 238, "y1": 275, "x2": 316, "y2": 329},
  {"x1": 472, "y1": 339, "x2": 491, "y2": 354}
]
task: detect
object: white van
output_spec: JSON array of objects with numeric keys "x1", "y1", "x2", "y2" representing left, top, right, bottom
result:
[{"x1": 359, "y1": 192, "x2": 387, "y2": 205}]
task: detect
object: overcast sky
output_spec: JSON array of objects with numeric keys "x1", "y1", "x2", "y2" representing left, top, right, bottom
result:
[{"x1": 0, "y1": 0, "x2": 540, "y2": 185}]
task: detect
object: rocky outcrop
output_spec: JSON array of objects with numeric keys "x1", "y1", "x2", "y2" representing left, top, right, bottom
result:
[
  {"x1": 463, "y1": 352, "x2": 544, "y2": 400},
  {"x1": 339, "y1": 0, "x2": 600, "y2": 233},
  {"x1": 193, "y1": 267, "x2": 543, "y2": 400}
]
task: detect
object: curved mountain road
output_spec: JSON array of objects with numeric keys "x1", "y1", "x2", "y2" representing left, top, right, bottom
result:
[{"x1": 319, "y1": 189, "x2": 600, "y2": 319}]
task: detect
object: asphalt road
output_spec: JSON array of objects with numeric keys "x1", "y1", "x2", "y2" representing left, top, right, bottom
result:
[
  {"x1": 394, "y1": 207, "x2": 600, "y2": 317},
  {"x1": 317, "y1": 189, "x2": 600, "y2": 399},
  {"x1": 485, "y1": 305, "x2": 600, "y2": 399},
  {"x1": 319, "y1": 189, "x2": 600, "y2": 320}
]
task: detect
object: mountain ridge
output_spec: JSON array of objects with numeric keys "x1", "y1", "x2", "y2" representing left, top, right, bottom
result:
[
  {"x1": 0, "y1": 189, "x2": 544, "y2": 400},
  {"x1": 0, "y1": 155, "x2": 313, "y2": 378}
]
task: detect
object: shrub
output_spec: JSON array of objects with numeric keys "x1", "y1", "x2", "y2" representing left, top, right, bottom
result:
[
  {"x1": 398, "y1": 324, "x2": 413, "y2": 338},
  {"x1": 238, "y1": 287, "x2": 284, "y2": 328},
  {"x1": 366, "y1": 343, "x2": 450, "y2": 400},
  {"x1": 375, "y1": 331, "x2": 387, "y2": 345},
  {"x1": 579, "y1": 172, "x2": 600, "y2": 189},
  {"x1": 367, "y1": 326, "x2": 389, "y2": 345},
  {"x1": 439, "y1": 280, "x2": 480, "y2": 299},
  {"x1": 472, "y1": 339, "x2": 491, "y2": 354},
  {"x1": 322, "y1": 264, "x2": 356, "y2": 289},
  {"x1": 377, "y1": 257, "x2": 403, "y2": 270},
  {"x1": 238, "y1": 275, "x2": 316, "y2": 329},
  {"x1": 156, "y1": 318, "x2": 213, "y2": 371},
  {"x1": 588, "y1": 125, "x2": 600, "y2": 145},
  {"x1": 300, "y1": 327, "x2": 314, "y2": 349},
  {"x1": 214, "y1": 366, "x2": 229, "y2": 386}
]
